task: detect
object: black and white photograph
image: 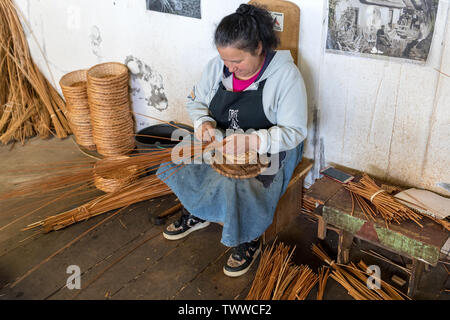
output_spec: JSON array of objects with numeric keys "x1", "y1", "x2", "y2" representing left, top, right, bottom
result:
[
  {"x1": 146, "y1": 0, "x2": 201, "y2": 19},
  {"x1": 326, "y1": 0, "x2": 440, "y2": 62}
]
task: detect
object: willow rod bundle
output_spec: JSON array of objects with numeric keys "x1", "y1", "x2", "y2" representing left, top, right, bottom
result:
[
  {"x1": 311, "y1": 244, "x2": 409, "y2": 300},
  {"x1": 3, "y1": 147, "x2": 198, "y2": 232},
  {"x1": 0, "y1": 141, "x2": 203, "y2": 202},
  {"x1": 346, "y1": 174, "x2": 423, "y2": 228},
  {"x1": 285, "y1": 266, "x2": 318, "y2": 300},
  {"x1": 317, "y1": 266, "x2": 330, "y2": 300},
  {"x1": 246, "y1": 242, "x2": 318, "y2": 300},
  {"x1": 0, "y1": 0, "x2": 71, "y2": 144},
  {"x1": 23, "y1": 174, "x2": 173, "y2": 233},
  {"x1": 1, "y1": 116, "x2": 275, "y2": 234}
]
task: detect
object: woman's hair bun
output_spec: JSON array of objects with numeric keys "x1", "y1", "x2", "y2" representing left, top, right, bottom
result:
[{"x1": 236, "y1": 4, "x2": 255, "y2": 16}]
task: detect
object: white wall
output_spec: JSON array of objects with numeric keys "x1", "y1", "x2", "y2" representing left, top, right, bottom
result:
[{"x1": 14, "y1": 0, "x2": 450, "y2": 196}]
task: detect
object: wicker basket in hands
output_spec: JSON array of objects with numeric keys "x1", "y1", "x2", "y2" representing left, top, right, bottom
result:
[
  {"x1": 59, "y1": 69, "x2": 96, "y2": 150},
  {"x1": 93, "y1": 156, "x2": 138, "y2": 193},
  {"x1": 87, "y1": 62, "x2": 135, "y2": 157},
  {"x1": 210, "y1": 150, "x2": 269, "y2": 179}
]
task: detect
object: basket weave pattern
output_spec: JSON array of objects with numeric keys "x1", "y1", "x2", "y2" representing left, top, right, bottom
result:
[
  {"x1": 59, "y1": 70, "x2": 96, "y2": 150},
  {"x1": 87, "y1": 62, "x2": 135, "y2": 157},
  {"x1": 93, "y1": 156, "x2": 138, "y2": 193},
  {"x1": 210, "y1": 151, "x2": 269, "y2": 179}
]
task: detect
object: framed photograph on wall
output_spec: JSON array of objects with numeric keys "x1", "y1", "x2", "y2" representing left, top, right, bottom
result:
[
  {"x1": 326, "y1": 0, "x2": 440, "y2": 62},
  {"x1": 146, "y1": 0, "x2": 201, "y2": 19}
]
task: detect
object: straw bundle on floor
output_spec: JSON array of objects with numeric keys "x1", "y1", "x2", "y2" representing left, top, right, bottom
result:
[
  {"x1": 246, "y1": 242, "x2": 318, "y2": 300},
  {"x1": 311, "y1": 244, "x2": 410, "y2": 300},
  {"x1": 60, "y1": 69, "x2": 95, "y2": 150},
  {"x1": 87, "y1": 62, "x2": 135, "y2": 157},
  {"x1": 0, "y1": 0, "x2": 71, "y2": 144}
]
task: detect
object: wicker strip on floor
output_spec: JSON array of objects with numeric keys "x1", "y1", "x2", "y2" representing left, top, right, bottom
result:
[
  {"x1": 59, "y1": 69, "x2": 96, "y2": 150},
  {"x1": 87, "y1": 62, "x2": 135, "y2": 157}
]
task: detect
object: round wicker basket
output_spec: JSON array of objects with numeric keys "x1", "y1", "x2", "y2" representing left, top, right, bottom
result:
[
  {"x1": 59, "y1": 69, "x2": 96, "y2": 150},
  {"x1": 210, "y1": 150, "x2": 269, "y2": 179},
  {"x1": 87, "y1": 62, "x2": 135, "y2": 157},
  {"x1": 93, "y1": 156, "x2": 138, "y2": 193}
]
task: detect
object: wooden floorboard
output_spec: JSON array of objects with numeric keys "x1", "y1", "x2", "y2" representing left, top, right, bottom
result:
[
  {"x1": 0, "y1": 138, "x2": 254, "y2": 300},
  {"x1": 110, "y1": 223, "x2": 227, "y2": 300},
  {"x1": 173, "y1": 247, "x2": 258, "y2": 300},
  {"x1": 1, "y1": 137, "x2": 447, "y2": 300}
]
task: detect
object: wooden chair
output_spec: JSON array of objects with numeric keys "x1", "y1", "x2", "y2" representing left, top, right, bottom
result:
[
  {"x1": 263, "y1": 158, "x2": 313, "y2": 243},
  {"x1": 247, "y1": 0, "x2": 310, "y2": 242}
]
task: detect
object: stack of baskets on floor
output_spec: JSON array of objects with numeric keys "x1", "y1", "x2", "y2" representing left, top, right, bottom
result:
[
  {"x1": 59, "y1": 62, "x2": 137, "y2": 193},
  {"x1": 59, "y1": 70, "x2": 95, "y2": 150},
  {"x1": 87, "y1": 62, "x2": 135, "y2": 157}
]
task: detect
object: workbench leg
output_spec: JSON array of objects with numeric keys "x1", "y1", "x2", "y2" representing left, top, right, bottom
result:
[
  {"x1": 337, "y1": 230, "x2": 354, "y2": 264},
  {"x1": 317, "y1": 216, "x2": 327, "y2": 240},
  {"x1": 408, "y1": 259, "x2": 425, "y2": 298}
]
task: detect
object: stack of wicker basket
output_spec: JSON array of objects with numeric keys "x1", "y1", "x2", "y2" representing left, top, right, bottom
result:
[
  {"x1": 59, "y1": 70, "x2": 95, "y2": 150},
  {"x1": 87, "y1": 62, "x2": 135, "y2": 157},
  {"x1": 60, "y1": 62, "x2": 137, "y2": 193}
]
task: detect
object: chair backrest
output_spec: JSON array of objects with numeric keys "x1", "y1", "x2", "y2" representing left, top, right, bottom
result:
[{"x1": 248, "y1": 0, "x2": 300, "y2": 65}]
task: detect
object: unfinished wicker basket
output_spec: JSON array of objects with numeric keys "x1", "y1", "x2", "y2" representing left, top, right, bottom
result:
[
  {"x1": 93, "y1": 156, "x2": 138, "y2": 193},
  {"x1": 59, "y1": 69, "x2": 96, "y2": 150},
  {"x1": 87, "y1": 62, "x2": 135, "y2": 157},
  {"x1": 210, "y1": 151, "x2": 269, "y2": 179}
]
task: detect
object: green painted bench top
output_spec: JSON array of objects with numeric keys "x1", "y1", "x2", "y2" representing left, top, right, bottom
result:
[{"x1": 306, "y1": 177, "x2": 449, "y2": 266}]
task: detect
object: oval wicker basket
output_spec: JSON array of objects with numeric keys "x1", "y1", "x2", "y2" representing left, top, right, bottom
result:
[
  {"x1": 59, "y1": 69, "x2": 96, "y2": 150},
  {"x1": 93, "y1": 156, "x2": 138, "y2": 193},
  {"x1": 87, "y1": 62, "x2": 135, "y2": 157}
]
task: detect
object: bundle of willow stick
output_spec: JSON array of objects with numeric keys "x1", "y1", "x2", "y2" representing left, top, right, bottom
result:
[
  {"x1": 346, "y1": 174, "x2": 424, "y2": 228},
  {"x1": 0, "y1": 125, "x2": 221, "y2": 232},
  {"x1": 0, "y1": 0, "x2": 71, "y2": 144},
  {"x1": 311, "y1": 244, "x2": 410, "y2": 300},
  {"x1": 1, "y1": 120, "x2": 274, "y2": 234},
  {"x1": 246, "y1": 242, "x2": 318, "y2": 300},
  {"x1": 316, "y1": 266, "x2": 330, "y2": 300},
  {"x1": 23, "y1": 174, "x2": 172, "y2": 233}
]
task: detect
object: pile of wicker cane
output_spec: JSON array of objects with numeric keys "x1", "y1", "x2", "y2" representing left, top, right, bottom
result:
[{"x1": 0, "y1": 0, "x2": 71, "y2": 144}]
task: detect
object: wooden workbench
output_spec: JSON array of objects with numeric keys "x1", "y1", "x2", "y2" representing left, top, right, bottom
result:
[{"x1": 304, "y1": 176, "x2": 449, "y2": 298}]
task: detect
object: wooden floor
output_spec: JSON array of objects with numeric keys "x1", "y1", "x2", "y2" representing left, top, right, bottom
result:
[
  {"x1": 0, "y1": 137, "x2": 257, "y2": 300},
  {"x1": 0, "y1": 137, "x2": 448, "y2": 300}
]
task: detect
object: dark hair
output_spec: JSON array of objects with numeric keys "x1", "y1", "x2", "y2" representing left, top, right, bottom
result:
[{"x1": 214, "y1": 4, "x2": 279, "y2": 55}]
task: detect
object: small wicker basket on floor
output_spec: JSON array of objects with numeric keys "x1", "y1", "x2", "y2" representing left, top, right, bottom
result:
[
  {"x1": 93, "y1": 156, "x2": 138, "y2": 193},
  {"x1": 59, "y1": 69, "x2": 96, "y2": 150},
  {"x1": 87, "y1": 62, "x2": 135, "y2": 157}
]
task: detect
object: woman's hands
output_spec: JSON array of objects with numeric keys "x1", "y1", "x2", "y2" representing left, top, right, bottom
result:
[
  {"x1": 221, "y1": 133, "x2": 260, "y2": 155},
  {"x1": 195, "y1": 121, "x2": 216, "y2": 142},
  {"x1": 195, "y1": 122, "x2": 260, "y2": 155}
]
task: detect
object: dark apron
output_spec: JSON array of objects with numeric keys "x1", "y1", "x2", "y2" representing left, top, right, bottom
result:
[
  {"x1": 209, "y1": 79, "x2": 285, "y2": 187},
  {"x1": 209, "y1": 79, "x2": 273, "y2": 131}
]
